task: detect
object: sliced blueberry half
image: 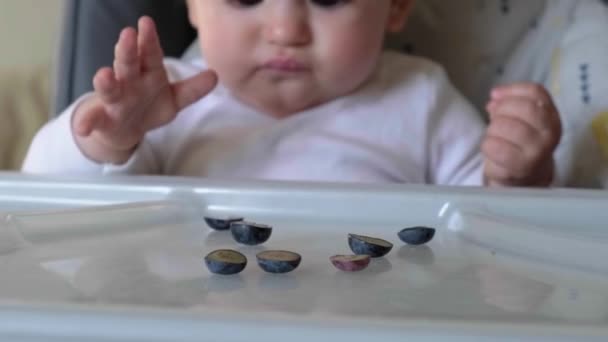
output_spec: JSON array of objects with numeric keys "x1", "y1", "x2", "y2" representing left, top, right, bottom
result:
[
  {"x1": 205, "y1": 249, "x2": 247, "y2": 275},
  {"x1": 330, "y1": 254, "x2": 371, "y2": 272},
  {"x1": 348, "y1": 234, "x2": 393, "y2": 258},
  {"x1": 398, "y1": 227, "x2": 436, "y2": 245},
  {"x1": 204, "y1": 216, "x2": 245, "y2": 231},
  {"x1": 230, "y1": 221, "x2": 272, "y2": 246},
  {"x1": 256, "y1": 250, "x2": 301, "y2": 274}
]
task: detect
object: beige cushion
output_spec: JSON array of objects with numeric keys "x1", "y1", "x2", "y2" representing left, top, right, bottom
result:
[{"x1": 0, "y1": 66, "x2": 50, "y2": 170}]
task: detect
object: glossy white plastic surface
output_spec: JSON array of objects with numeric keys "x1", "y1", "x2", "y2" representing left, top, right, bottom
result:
[
  {"x1": 0, "y1": 172, "x2": 607, "y2": 341},
  {"x1": 3, "y1": 200, "x2": 201, "y2": 245}
]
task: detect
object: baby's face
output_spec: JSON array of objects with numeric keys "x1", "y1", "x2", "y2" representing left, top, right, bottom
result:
[{"x1": 188, "y1": 0, "x2": 412, "y2": 118}]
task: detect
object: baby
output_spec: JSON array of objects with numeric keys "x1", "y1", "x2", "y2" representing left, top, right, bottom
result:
[{"x1": 22, "y1": 0, "x2": 561, "y2": 187}]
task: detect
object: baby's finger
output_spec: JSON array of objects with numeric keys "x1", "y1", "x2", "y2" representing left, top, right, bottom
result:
[
  {"x1": 487, "y1": 97, "x2": 558, "y2": 138},
  {"x1": 138, "y1": 16, "x2": 164, "y2": 72},
  {"x1": 173, "y1": 70, "x2": 218, "y2": 111},
  {"x1": 74, "y1": 105, "x2": 109, "y2": 137},
  {"x1": 481, "y1": 135, "x2": 530, "y2": 179},
  {"x1": 483, "y1": 159, "x2": 521, "y2": 186},
  {"x1": 114, "y1": 27, "x2": 140, "y2": 81},
  {"x1": 490, "y1": 83, "x2": 552, "y2": 104},
  {"x1": 486, "y1": 114, "x2": 542, "y2": 160},
  {"x1": 93, "y1": 67, "x2": 122, "y2": 104}
]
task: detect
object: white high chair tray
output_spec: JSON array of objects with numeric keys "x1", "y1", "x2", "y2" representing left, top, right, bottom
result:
[{"x1": 0, "y1": 172, "x2": 607, "y2": 341}]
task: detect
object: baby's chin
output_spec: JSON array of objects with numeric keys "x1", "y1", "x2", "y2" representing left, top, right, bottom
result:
[{"x1": 230, "y1": 80, "x2": 336, "y2": 118}]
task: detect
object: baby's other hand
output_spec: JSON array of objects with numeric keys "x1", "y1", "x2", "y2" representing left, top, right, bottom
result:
[
  {"x1": 72, "y1": 16, "x2": 217, "y2": 164},
  {"x1": 483, "y1": 83, "x2": 562, "y2": 187}
]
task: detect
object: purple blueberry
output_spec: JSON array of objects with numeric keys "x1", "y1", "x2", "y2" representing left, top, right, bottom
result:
[
  {"x1": 205, "y1": 249, "x2": 247, "y2": 275},
  {"x1": 230, "y1": 221, "x2": 272, "y2": 246},
  {"x1": 348, "y1": 234, "x2": 393, "y2": 258},
  {"x1": 398, "y1": 227, "x2": 436, "y2": 245},
  {"x1": 330, "y1": 255, "x2": 371, "y2": 272},
  {"x1": 204, "y1": 216, "x2": 245, "y2": 231},
  {"x1": 256, "y1": 250, "x2": 301, "y2": 274}
]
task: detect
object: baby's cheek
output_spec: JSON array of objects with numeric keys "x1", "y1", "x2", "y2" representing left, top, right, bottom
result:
[
  {"x1": 322, "y1": 41, "x2": 383, "y2": 92},
  {"x1": 200, "y1": 40, "x2": 244, "y2": 85}
]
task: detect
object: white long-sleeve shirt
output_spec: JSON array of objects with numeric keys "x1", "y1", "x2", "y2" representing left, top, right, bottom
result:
[{"x1": 22, "y1": 52, "x2": 485, "y2": 186}]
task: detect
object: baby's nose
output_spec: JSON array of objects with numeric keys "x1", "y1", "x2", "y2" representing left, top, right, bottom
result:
[{"x1": 265, "y1": 6, "x2": 311, "y2": 47}]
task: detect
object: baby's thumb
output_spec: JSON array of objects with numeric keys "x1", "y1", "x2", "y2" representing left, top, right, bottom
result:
[{"x1": 172, "y1": 70, "x2": 218, "y2": 111}]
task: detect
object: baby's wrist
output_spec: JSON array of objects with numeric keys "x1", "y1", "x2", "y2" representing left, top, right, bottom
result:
[
  {"x1": 534, "y1": 158, "x2": 555, "y2": 187},
  {"x1": 73, "y1": 132, "x2": 138, "y2": 165}
]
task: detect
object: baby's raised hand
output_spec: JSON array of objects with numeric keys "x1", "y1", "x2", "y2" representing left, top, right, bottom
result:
[
  {"x1": 483, "y1": 83, "x2": 562, "y2": 187},
  {"x1": 72, "y1": 17, "x2": 217, "y2": 164}
]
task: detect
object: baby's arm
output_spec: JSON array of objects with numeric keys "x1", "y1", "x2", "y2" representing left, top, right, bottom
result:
[
  {"x1": 23, "y1": 17, "x2": 217, "y2": 174},
  {"x1": 483, "y1": 84, "x2": 562, "y2": 187}
]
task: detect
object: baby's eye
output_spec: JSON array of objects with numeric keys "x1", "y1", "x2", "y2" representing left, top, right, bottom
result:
[
  {"x1": 310, "y1": 0, "x2": 350, "y2": 8},
  {"x1": 228, "y1": 0, "x2": 263, "y2": 8}
]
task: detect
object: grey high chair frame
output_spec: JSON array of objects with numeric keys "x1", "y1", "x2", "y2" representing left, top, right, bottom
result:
[{"x1": 53, "y1": 0, "x2": 196, "y2": 115}]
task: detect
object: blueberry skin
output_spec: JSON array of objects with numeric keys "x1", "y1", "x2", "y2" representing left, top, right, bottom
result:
[
  {"x1": 204, "y1": 217, "x2": 244, "y2": 231},
  {"x1": 330, "y1": 255, "x2": 371, "y2": 272},
  {"x1": 398, "y1": 227, "x2": 436, "y2": 245},
  {"x1": 257, "y1": 251, "x2": 301, "y2": 274},
  {"x1": 230, "y1": 222, "x2": 272, "y2": 246},
  {"x1": 348, "y1": 234, "x2": 393, "y2": 258},
  {"x1": 205, "y1": 259, "x2": 246, "y2": 275},
  {"x1": 205, "y1": 250, "x2": 247, "y2": 275}
]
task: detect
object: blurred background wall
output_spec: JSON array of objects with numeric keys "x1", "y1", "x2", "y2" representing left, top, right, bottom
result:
[
  {"x1": 0, "y1": 0, "x2": 64, "y2": 170},
  {"x1": 0, "y1": 0, "x2": 63, "y2": 68}
]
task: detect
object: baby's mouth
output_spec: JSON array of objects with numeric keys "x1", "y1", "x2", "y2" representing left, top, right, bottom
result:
[{"x1": 261, "y1": 58, "x2": 309, "y2": 73}]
